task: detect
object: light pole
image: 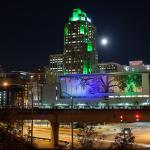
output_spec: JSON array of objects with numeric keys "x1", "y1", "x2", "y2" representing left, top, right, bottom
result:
[
  {"x1": 71, "y1": 96, "x2": 74, "y2": 150},
  {"x1": 61, "y1": 91, "x2": 74, "y2": 149},
  {"x1": 56, "y1": 86, "x2": 58, "y2": 101},
  {"x1": 29, "y1": 75, "x2": 34, "y2": 147},
  {"x1": 31, "y1": 88, "x2": 33, "y2": 147}
]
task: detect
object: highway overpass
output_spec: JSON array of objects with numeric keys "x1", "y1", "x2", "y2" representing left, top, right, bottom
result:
[{"x1": 0, "y1": 108, "x2": 150, "y2": 148}]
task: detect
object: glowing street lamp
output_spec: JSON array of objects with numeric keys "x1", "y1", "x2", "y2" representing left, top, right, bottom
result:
[{"x1": 3, "y1": 82, "x2": 8, "y2": 87}]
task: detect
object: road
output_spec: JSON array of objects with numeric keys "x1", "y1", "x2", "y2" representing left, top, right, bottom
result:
[{"x1": 22, "y1": 122, "x2": 150, "y2": 149}]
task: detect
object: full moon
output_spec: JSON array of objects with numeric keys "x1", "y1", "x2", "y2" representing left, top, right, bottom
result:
[{"x1": 101, "y1": 38, "x2": 108, "y2": 45}]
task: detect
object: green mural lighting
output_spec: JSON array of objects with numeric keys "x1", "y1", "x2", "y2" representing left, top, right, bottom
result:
[
  {"x1": 125, "y1": 81, "x2": 136, "y2": 94},
  {"x1": 87, "y1": 42, "x2": 93, "y2": 51},
  {"x1": 124, "y1": 74, "x2": 141, "y2": 95}
]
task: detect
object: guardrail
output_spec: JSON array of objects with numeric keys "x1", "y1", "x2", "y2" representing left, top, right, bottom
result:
[{"x1": 0, "y1": 105, "x2": 150, "y2": 110}]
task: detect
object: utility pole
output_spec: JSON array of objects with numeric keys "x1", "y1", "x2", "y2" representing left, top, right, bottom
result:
[
  {"x1": 56, "y1": 86, "x2": 58, "y2": 101},
  {"x1": 71, "y1": 96, "x2": 74, "y2": 149},
  {"x1": 30, "y1": 81, "x2": 33, "y2": 147}
]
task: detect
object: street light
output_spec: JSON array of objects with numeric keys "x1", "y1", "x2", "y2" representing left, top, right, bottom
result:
[
  {"x1": 70, "y1": 96, "x2": 74, "y2": 150},
  {"x1": 29, "y1": 75, "x2": 34, "y2": 147},
  {"x1": 61, "y1": 91, "x2": 74, "y2": 149},
  {"x1": 3, "y1": 82, "x2": 8, "y2": 87}
]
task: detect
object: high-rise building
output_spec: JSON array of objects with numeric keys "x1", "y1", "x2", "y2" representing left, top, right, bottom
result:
[
  {"x1": 63, "y1": 8, "x2": 98, "y2": 74},
  {"x1": 49, "y1": 54, "x2": 63, "y2": 75}
]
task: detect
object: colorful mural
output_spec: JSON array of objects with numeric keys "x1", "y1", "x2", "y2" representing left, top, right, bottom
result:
[{"x1": 59, "y1": 74, "x2": 142, "y2": 98}]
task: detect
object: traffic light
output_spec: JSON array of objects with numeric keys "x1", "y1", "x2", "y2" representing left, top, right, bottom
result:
[
  {"x1": 120, "y1": 115, "x2": 124, "y2": 122},
  {"x1": 135, "y1": 114, "x2": 140, "y2": 121}
]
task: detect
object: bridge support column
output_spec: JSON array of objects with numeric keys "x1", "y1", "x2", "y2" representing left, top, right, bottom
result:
[{"x1": 50, "y1": 121, "x2": 59, "y2": 148}]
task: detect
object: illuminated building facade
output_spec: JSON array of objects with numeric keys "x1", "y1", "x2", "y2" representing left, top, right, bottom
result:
[
  {"x1": 0, "y1": 75, "x2": 24, "y2": 106},
  {"x1": 97, "y1": 62, "x2": 123, "y2": 73},
  {"x1": 63, "y1": 8, "x2": 98, "y2": 74},
  {"x1": 31, "y1": 66, "x2": 46, "y2": 83},
  {"x1": 28, "y1": 66, "x2": 47, "y2": 106},
  {"x1": 124, "y1": 60, "x2": 150, "y2": 72},
  {"x1": 0, "y1": 86, "x2": 24, "y2": 106},
  {"x1": 60, "y1": 73, "x2": 144, "y2": 98},
  {"x1": 58, "y1": 72, "x2": 150, "y2": 107},
  {"x1": 49, "y1": 54, "x2": 63, "y2": 75},
  {"x1": 0, "y1": 70, "x2": 45, "y2": 107},
  {"x1": 97, "y1": 61, "x2": 150, "y2": 73}
]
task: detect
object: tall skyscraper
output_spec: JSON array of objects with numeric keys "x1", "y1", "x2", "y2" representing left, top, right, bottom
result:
[{"x1": 63, "y1": 8, "x2": 98, "y2": 74}]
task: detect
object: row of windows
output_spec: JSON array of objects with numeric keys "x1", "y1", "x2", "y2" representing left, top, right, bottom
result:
[
  {"x1": 50, "y1": 61, "x2": 63, "y2": 64},
  {"x1": 66, "y1": 31, "x2": 93, "y2": 36},
  {"x1": 65, "y1": 34, "x2": 94, "y2": 39},
  {"x1": 98, "y1": 65, "x2": 117, "y2": 68},
  {"x1": 65, "y1": 60, "x2": 83, "y2": 63},
  {"x1": 65, "y1": 39, "x2": 93, "y2": 44},
  {"x1": 49, "y1": 58, "x2": 62, "y2": 60},
  {"x1": 65, "y1": 48, "x2": 83, "y2": 52}
]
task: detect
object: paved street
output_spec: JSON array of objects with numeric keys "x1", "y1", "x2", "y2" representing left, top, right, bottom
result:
[{"x1": 22, "y1": 122, "x2": 150, "y2": 149}]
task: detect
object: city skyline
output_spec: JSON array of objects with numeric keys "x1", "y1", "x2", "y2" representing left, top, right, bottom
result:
[{"x1": 0, "y1": 0, "x2": 150, "y2": 71}]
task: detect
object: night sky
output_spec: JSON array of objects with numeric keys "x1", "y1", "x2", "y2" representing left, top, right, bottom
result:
[{"x1": 0, "y1": 0, "x2": 150, "y2": 72}]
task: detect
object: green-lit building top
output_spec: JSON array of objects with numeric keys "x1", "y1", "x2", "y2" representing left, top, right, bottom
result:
[{"x1": 63, "y1": 8, "x2": 98, "y2": 74}]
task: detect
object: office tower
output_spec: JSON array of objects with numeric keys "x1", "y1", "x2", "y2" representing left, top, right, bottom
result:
[
  {"x1": 63, "y1": 8, "x2": 98, "y2": 74},
  {"x1": 49, "y1": 54, "x2": 63, "y2": 75}
]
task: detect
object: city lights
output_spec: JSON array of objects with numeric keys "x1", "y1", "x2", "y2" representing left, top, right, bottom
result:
[
  {"x1": 3, "y1": 82, "x2": 8, "y2": 87},
  {"x1": 135, "y1": 114, "x2": 140, "y2": 121},
  {"x1": 120, "y1": 115, "x2": 124, "y2": 122}
]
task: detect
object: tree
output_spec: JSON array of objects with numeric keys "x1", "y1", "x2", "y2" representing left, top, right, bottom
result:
[
  {"x1": 77, "y1": 123, "x2": 97, "y2": 150},
  {"x1": 109, "y1": 128, "x2": 135, "y2": 150},
  {"x1": 79, "y1": 73, "x2": 142, "y2": 95}
]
